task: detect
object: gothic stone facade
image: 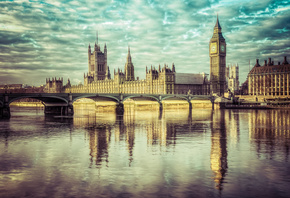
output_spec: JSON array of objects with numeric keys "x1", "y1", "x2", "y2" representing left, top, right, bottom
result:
[
  {"x1": 226, "y1": 64, "x2": 239, "y2": 94},
  {"x1": 45, "y1": 40, "x2": 210, "y2": 95},
  {"x1": 44, "y1": 77, "x2": 64, "y2": 93},
  {"x1": 248, "y1": 56, "x2": 290, "y2": 96}
]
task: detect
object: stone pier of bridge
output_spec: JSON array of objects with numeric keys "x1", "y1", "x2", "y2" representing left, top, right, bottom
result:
[
  {"x1": 0, "y1": 94, "x2": 11, "y2": 119},
  {"x1": 43, "y1": 94, "x2": 74, "y2": 116}
]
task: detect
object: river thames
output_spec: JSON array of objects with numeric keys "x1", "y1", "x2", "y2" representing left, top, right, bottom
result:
[{"x1": 0, "y1": 106, "x2": 290, "y2": 198}]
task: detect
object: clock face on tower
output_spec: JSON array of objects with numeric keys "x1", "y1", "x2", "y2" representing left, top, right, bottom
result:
[
  {"x1": 210, "y1": 43, "x2": 217, "y2": 53},
  {"x1": 221, "y1": 44, "x2": 225, "y2": 52}
]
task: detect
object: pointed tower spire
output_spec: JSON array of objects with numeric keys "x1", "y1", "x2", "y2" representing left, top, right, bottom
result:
[
  {"x1": 215, "y1": 14, "x2": 222, "y2": 29},
  {"x1": 96, "y1": 31, "x2": 98, "y2": 44},
  {"x1": 127, "y1": 46, "x2": 132, "y2": 63},
  {"x1": 104, "y1": 43, "x2": 107, "y2": 53}
]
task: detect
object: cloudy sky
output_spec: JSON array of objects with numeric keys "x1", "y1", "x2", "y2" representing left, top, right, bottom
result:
[{"x1": 0, "y1": 0, "x2": 289, "y2": 86}]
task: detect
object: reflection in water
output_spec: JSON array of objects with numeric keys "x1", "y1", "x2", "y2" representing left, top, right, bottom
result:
[
  {"x1": 88, "y1": 126, "x2": 111, "y2": 168},
  {"x1": 210, "y1": 110, "x2": 228, "y2": 191},
  {"x1": 249, "y1": 110, "x2": 290, "y2": 161},
  {"x1": 2, "y1": 107, "x2": 290, "y2": 197},
  {"x1": 72, "y1": 107, "x2": 212, "y2": 168},
  {"x1": 225, "y1": 110, "x2": 240, "y2": 146}
]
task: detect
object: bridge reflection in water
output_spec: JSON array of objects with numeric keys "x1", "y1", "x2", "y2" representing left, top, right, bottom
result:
[{"x1": 1, "y1": 107, "x2": 290, "y2": 197}]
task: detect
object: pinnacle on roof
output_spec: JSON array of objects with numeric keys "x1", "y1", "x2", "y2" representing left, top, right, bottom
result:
[
  {"x1": 254, "y1": 59, "x2": 260, "y2": 67},
  {"x1": 282, "y1": 56, "x2": 289, "y2": 65},
  {"x1": 214, "y1": 14, "x2": 222, "y2": 29},
  {"x1": 127, "y1": 46, "x2": 132, "y2": 63}
]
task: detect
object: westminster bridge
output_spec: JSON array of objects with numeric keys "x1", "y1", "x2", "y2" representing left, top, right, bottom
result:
[{"x1": 0, "y1": 93, "x2": 217, "y2": 119}]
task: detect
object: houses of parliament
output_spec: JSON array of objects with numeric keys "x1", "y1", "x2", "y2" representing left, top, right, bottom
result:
[
  {"x1": 44, "y1": 17, "x2": 235, "y2": 96},
  {"x1": 44, "y1": 42, "x2": 211, "y2": 95}
]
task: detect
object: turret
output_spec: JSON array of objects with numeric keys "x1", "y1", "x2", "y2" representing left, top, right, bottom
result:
[
  {"x1": 282, "y1": 56, "x2": 289, "y2": 65},
  {"x1": 172, "y1": 63, "x2": 175, "y2": 72},
  {"x1": 88, "y1": 44, "x2": 91, "y2": 54},
  {"x1": 94, "y1": 42, "x2": 97, "y2": 51},
  {"x1": 264, "y1": 60, "x2": 267, "y2": 66},
  {"x1": 254, "y1": 59, "x2": 260, "y2": 67},
  {"x1": 105, "y1": 66, "x2": 111, "y2": 80},
  {"x1": 268, "y1": 58, "x2": 273, "y2": 66}
]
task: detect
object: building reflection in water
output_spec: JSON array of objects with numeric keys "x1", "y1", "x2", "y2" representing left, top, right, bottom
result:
[
  {"x1": 123, "y1": 109, "x2": 135, "y2": 165},
  {"x1": 73, "y1": 107, "x2": 115, "y2": 168},
  {"x1": 73, "y1": 106, "x2": 213, "y2": 168},
  {"x1": 210, "y1": 110, "x2": 228, "y2": 191},
  {"x1": 225, "y1": 110, "x2": 240, "y2": 146},
  {"x1": 249, "y1": 109, "x2": 290, "y2": 160}
]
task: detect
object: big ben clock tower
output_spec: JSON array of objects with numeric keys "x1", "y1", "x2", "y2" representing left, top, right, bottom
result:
[{"x1": 209, "y1": 15, "x2": 226, "y2": 96}]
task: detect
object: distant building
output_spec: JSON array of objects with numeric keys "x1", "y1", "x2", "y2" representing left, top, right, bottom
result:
[
  {"x1": 0, "y1": 84, "x2": 44, "y2": 93},
  {"x1": 44, "y1": 78, "x2": 64, "y2": 93},
  {"x1": 45, "y1": 37, "x2": 210, "y2": 95},
  {"x1": 226, "y1": 64, "x2": 239, "y2": 94},
  {"x1": 248, "y1": 56, "x2": 290, "y2": 96},
  {"x1": 0, "y1": 84, "x2": 23, "y2": 90},
  {"x1": 175, "y1": 73, "x2": 209, "y2": 95}
]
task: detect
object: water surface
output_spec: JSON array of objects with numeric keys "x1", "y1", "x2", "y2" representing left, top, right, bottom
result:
[{"x1": 0, "y1": 107, "x2": 290, "y2": 198}]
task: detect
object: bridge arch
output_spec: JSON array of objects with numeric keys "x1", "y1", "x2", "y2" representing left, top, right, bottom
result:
[
  {"x1": 73, "y1": 94, "x2": 120, "y2": 103},
  {"x1": 161, "y1": 95, "x2": 189, "y2": 102},
  {"x1": 123, "y1": 95, "x2": 160, "y2": 103},
  {"x1": 8, "y1": 96, "x2": 68, "y2": 105}
]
